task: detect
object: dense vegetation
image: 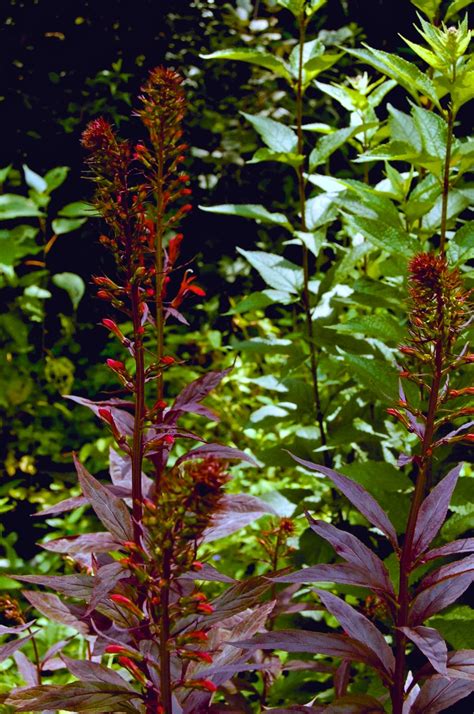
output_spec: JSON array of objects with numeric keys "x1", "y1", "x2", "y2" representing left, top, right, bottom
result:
[{"x1": 0, "y1": 0, "x2": 473, "y2": 712}]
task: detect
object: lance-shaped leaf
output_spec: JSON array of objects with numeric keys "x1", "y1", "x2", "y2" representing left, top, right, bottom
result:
[
  {"x1": 61, "y1": 656, "x2": 135, "y2": 689},
  {"x1": 22, "y1": 591, "x2": 89, "y2": 635},
  {"x1": 418, "y1": 554, "x2": 474, "y2": 591},
  {"x1": 66, "y1": 396, "x2": 135, "y2": 435},
  {"x1": 315, "y1": 589, "x2": 395, "y2": 676},
  {"x1": 5, "y1": 682, "x2": 143, "y2": 713},
  {"x1": 179, "y1": 563, "x2": 236, "y2": 584},
  {"x1": 109, "y1": 448, "x2": 153, "y2": 495},
  {"x1": 273, "y1": 562, "x2": 394, "y2": 598},
  {"x1": 399, "y1": 626, "x2": 448, "y2": 675},
  {"x1": 409, "y1": 572, "x2": 474, "y2": 625},
  {"x1": 176, "y1": 443, "x2": 256, "y2": 467},
  {"x1": 204, "y1": 576, "x2": 273, "y2": 626},
  {"x1": 307, "y1": 518, "x2": 394, "y2": 596},
  {"x1": 411, "y1": 464, "x2": 463, "y2": 562},
  {"x1": 41, "y1": 532, "x2": 119, "y2": 555},
  {"x1": 203, "y1": 494, "x2": 277, "y2": 542},
  {"x1": 167, "y1": 368, "x2": 231, "y2": 423},
  {"x1": 241, "y1": 111, "x2": 298, "y2": 154},
  {"x1": 74, "y1": 456, "x2": 133, "y2": 543},
  {"x1": 410, "y1": 675, "x2": 474, "y2": 713},
  {"x1": 14, "y1": 651, "x2": 38, "y2": 686},
  {"x1": 201, "y1": 48, "x2": 292, "y2": 82},
  {"x1": 34, "y1": 494, "x2": 88, "y2": 517},
  {"x1": 15, "y1": 574, "x2": 94, "y2": 599},
  {"x1": 290, "y1": 454, "x2": 398, "y2": 547},
  {"x1": 86, "y1": 562, "x2": 128, "y2": 615},
  {"x1": 0, "y1": 621, "x2": 35, "y2": 635},
  {"x1": 200, "y1": 203, "x2": 292, "y2": 230},
  {"x1": 447, "y1": 649, "x2": 474, "y2": 680},
  {"x1": 422, "y1": 538, "x2": 474, "y2": 563},
  {"x1": 238, "y1": 249, "x2": 303, "y2": 294},
  {"x1": 0, "y1": 632, "x2": 35, "y2": 664},
  {"x1": 231, "y1": 629, "x2": 381, "y2": 670}
]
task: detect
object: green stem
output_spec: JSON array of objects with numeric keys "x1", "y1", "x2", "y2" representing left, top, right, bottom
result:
[{"x1": 295, "y1": 15, "x2": 329, "y2": 465}]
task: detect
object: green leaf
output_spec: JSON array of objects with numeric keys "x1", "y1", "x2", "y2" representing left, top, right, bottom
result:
[
  {"x1": 24, "y1": 285, "x2": 51, "y2": 299},
  {"x1": 0, "y1": 165, "x2": 12, "y2": 186},
  {"x1": 227, "y1": 292, "x2": 273, "y2": 314},
  {"x1": 0, "y1": 225, "x2": 40, "y2": 275},
  {"x1": 343, "y1": 215, "x2": 416, "y2": 257},
  {"x1": 309, "y1": 126, "x2": 360, "y2": 170},
  {"x1": 422, "y1": 189, "x2": 471, "y2": 233},
  {"x1": 23, "y1": 164, "x2": 47, "y2": 194},
  {"x1": 341, "y1": 460, "x2": 412, "y2": 494},
  {"x1": 447, "y1": 221, "x2": 474, "y2": 265},
  {"x1": 445, "y1": 0, "x2": 473, "y2": 21},
  {"x1": 328, "y1": 315, "x2": 406, "y2": 343},
  {"x1": 411, "y1": 105, "x2": 447, "y2": 162},
  {"x1": 200, "y1": 204, "x2": 292, "y2": 230},
  {"x1": 237, "y1": 248, "x2": 303, "y2": 293},
  {"x1": 52, "y1": 217, "x2": 87, "y2": 235},
  {"x1": 345, "y1": 46, "x2": 439, "y2": 107},
  {"x1": 52, "y1": 272, "x2": 86, "y2": 309},
  {"x1": 430, "y1": 606, "x2": 474, "y2": 649},
  {"x1": 248, "y1": 148, "x2": 304, "y2": 168},
  {"x1": 201, "y1": 48, "x2": 292, "y2": 82},
  {"x1": 305, "y1": 194, "x2": 337, "y2": 230},
  {"x1": 44, "y1": 166, "x2": 70, "y2": 192},
  {"x1": 0, "y1": 194, "x2": 43, "y2": 220},
  {"x1": 289, "y1": 38, "x2": 324, "y2": 76},
  {"x1": 388, "y1": 104, "x2": 423, "y2": 152},
  {"x1": 410, "y1": 0, "x2": 442, "y2": 20},
  {"x1": 341, "y1": 352, "x2": 399, "y2": 401},
  {"x1": 58, "y1": 201, "x2": 99, "y2": 218},
  {"x1": 241, "y1": 112, "x2": 298, "y2": 153}
]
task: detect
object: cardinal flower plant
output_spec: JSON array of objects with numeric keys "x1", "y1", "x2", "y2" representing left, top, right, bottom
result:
[{"x1": 2, "y1": 68, "x2": 275, "y2": 714}]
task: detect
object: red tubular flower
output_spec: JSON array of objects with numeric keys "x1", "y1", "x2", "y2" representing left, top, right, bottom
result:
[
  {"x1": 106, "y1": 359, "x2": 125, "y2": 371},
  {"x1": 98, "y1": 408, "x2": 115, "y2": 426},
  {"x1": 168, "y1": 233, "x2": 183, "y2": 265},
  {"x1": 171, "y1": 270, "x2": 205, "y2": 309},
  {"x1": 185, "y1": 679, "x2": 218, "y2": 693},
  {"x1": 117, "y1": 656, "x2": 148, "y2": 685},
  {"x1": 161, "y1": 355, "x2": 175, "y2": 365},
  {"x1": 110, "y1": 594, "x2": 144, "y2": 619}
]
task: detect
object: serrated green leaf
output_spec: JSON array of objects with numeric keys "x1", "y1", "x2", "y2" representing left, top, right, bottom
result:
[
  {"x1": 447, "y1": 221, "x2": 474, "y2": 265},
  {"x1": 0, "y1": 225, "x2": 40, "y2": 273},
  {"x1": 355, "y1": 140, "x2": 419, "y2": 163},
  {"x1": 410, "y1": 0, "x2": 442, "y2": 20},
  {"x1": 305, "y1": 194, "x2": 337, "y2": 230},
  {"x1": 342, "y1": 352, "x2": 399, "y2": 400},
  {"x1": 309, "y1": 125, "x2": 359, "y2": 169},
  {"x1": 422, "y1": 189, "x2": 471, "y2": 233},
  {"x1": 0, "y1": 165, "x2": 12, "y2": 185},
  {"x1": 44, "y1": 166, "x2": 70, "y2": 192},
  {"x1": 328, "y1": 315, "x2": 406, "y2": 343},
  {"x1": 24, "y1": 285, "x2": 51, "y2": 299},
  {"x1": 227, "y1": 292, "x2": 273, "y2": 315},
  {"x1": 289, "y1": 38, "x2": 324, "y2": 76},
  {"x1": 344, "y1": 215, "x2": 416, "y2": 257},
  {"x1": 430, "y1": 606, "x2": 474, "y2": 649},
  {"x1": 445, "y1": 0, "x2": 473, "y2": 21},
  {"x1": 23, "y1": 164, "x2": 47, "y2": 193},
  {"x1": 241, "y1": 112, "x2": 298, "y2": 153},
  {"x1": 345, "y1": 46, "x2": 439, "y2": 107},
  {"x1": 411, "y1": 105, "x2": 447, "y2": 162},
  {"x1": 248, "y1": 148, "x2": 304, "y2": 168},
  {"x1": 277, "y1": 0, "x2": 327, "y2": 17},
  {"x1": 0, "y1": 194, "x2": 43, "y2": 220},
  {"x1": 201, "y1": 48, "x2": 292, "y2": 81},
  {"x1": 200, "y1": 204, "x2": 292, "y2": 230},
  {"x1": 388, "y1": 104, "x2": 423, "y2": 152},
  {"x1": 237, "y1": 248, "x2": 303, "y2": 293},
  {"x1": 402, "y1": 36, "x2": 445, "y2": 70},
  {"x1": 58, "y1": 201, "x2": 99, "y2": 218},
  {"x1": 52, "y1": 272, "x2": 85, "y2": 309},
  {"x1": 52, "y1": 217, "x2": 87, "y2": 235}
]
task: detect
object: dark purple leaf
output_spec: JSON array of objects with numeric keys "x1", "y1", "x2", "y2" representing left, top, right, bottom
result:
[
  {"x1": 168, "y1": 368, "x2": 231, "y2": 424},
  {"x1": 418, "y1": 554, "x2": 474, "y2": 591},
  {"x1": 423, "y1": 538, "x2": 474, "y2": 562},
  {"x1": 411, "y1": 464, "x2": 463, "y2": 562},
  {"x1": 410, "y1": 675, "x2": 474, "y2": 713},
  {"x1": 0, "y1": 633, "x2": 35, "y2": 664},
  {"x1": 175, "y1": 442, "x2": 256, "y2": 467},
  {"x1": 433, "y1": 420, "x2": 474, "y2": 447},
  {"x1": 264, "y1": 708, "x2": 324, "y2": 713},
  {"x1": 315, "y1": 589, "x2": 395, "y2": 676},
  {"x1": 109, "y1": 447, "x2": 153, "y2": 496},
  {"x1": 74, "y1": 456, "x2": 134, "y2": 542},
  {"x1": 447, "y1": 649, "x2": 474, "y2": 680},
  {"x1": 179, "y1": 563, "x2": 236, "y2": 583},
  {"x1": 41, "y1": 533, "x2": 119, "y2": 555},
  {"x1": 5, "y1": 683, "x2": 143, "y2": 713},
  {"x1": 290, "y1": 455, "x2": 398, "y2": 547},
  {"x1": 325, "y1": 694, "x2": 385, "y2": 712},
  {"x1": 203, "y1": 494, "x2": 277, "y2": 542},
  {"x1": 334, "y1": 659, "x2": 351, "y2": 698},
  {"x1": 42, "y1": 638, "x2": 73, "y2": 668},
  {"x1": 205, "y1": 576, "x2": 274, "y2": 626},
  {"x1": 61, "y1": 656, "x2": 135, "y2": 689},
  {"x1": 231, "y1": 630, "x2": 382, "y2": 671},
  {"x1": 86, "y1": 562, "x2": 127, "y2": 614},
  {"x1": 0, "y1": 621, "x2": 35, "y2": 635},
  {"x1": 66, "y1": 395, "x2": 135, "y2": 435},
  {"x1": 399, "y1": 626, "x2": 448, "y2": 675},
  {"x1": 13, "y1": 651, "x2": 38, "y2": 686},
  {"x1": 308, "y1": 518, "x2": 394, "y2": 595},
  {"x1": 15, "y1": 574, "x2": 94, "y2": 599},
  {"x1": 34, "y1": 494, "x2": 88, "y2": 517},
  {"x1": 22, "y1": 591, "x2": 89, "y2": 635},
  {"x1": 409, "y1": 572, "x2": 474, "y2": 624},
  {"x1": 273, "y1": 563, "x2": 394, "y2": 597}
]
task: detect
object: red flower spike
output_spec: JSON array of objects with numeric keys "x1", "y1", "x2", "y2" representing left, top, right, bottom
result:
[
  {"x1": 117, "y1": 656, "x2": 148, "y2": 685},
  {"x1": 168, "y1": 233, "x2": 184, "y2": 264},
  {"x1": 110, "y1": 594, "x2": 144, "y2": 619}
]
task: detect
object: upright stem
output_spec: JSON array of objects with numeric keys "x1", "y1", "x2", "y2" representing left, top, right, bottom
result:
[
  {"x1": 154, "y1": 126, "x2": 166, "y2": 492},
  {"x1": 439, "y1": 106, "x2": 454, "y2": 256},
  {"x1": 295, "y1": 15, "x2": 329, "y2": 465},
  {"x1": 131, "y1": 283, "x2": 145, "y2": 544},
  {"x1": 159, "y1": 547, "x2": 173, "y2": 713},
  {"x1": 391, "y1": 334, "x2": 444, "y2": 713}
]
